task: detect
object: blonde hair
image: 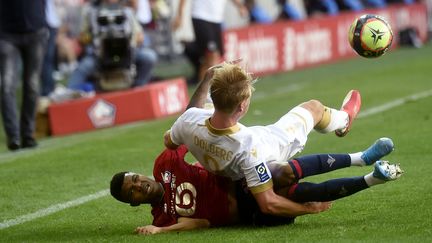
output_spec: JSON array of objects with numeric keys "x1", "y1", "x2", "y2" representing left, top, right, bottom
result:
[{"x1": 210, "y1": 63, "x2": 255, "y2": 113}]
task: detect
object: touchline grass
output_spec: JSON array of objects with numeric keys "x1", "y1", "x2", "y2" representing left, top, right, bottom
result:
[{"x1": 1, "y1": 43, "x2": 432, "y2": 242}]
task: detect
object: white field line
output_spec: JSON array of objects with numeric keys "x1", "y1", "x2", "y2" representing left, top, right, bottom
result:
[
  {"x1": 0, "y1": 189, "x2": 109, "y2": 230},
  {"x1": 1, "y1": 89, "x2": 432, "y2": 230},
  {"x1": 358, "y1": 89, "x2": 432, "y2": 118}
]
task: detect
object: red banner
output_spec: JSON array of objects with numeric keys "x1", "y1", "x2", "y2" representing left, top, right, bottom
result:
[
  {"x1": 224, "y1": 3, "x2": 428, "y2": 76},
  {"x1": 48, "y1": 78, "x2": 188, "y2": 136}
]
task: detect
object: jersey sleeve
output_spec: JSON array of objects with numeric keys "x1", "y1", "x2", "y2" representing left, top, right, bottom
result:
[
  {"x1": 169, "y1": 108, "x2": 210, "y2": 146},
  {"x1": 242, "y1": 149, "x2": 273, "y2": 194},
  {"x1": 169, "y1": 110, "x2": 189, "y2": 146}
]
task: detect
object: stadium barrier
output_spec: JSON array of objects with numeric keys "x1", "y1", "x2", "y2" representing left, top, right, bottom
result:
[
  {"x1": 47, "y1": 78, "x2": 188, "y2": 136},
  {"x1": 224, "y1": 3, "x2": 428, "y2": 76}
]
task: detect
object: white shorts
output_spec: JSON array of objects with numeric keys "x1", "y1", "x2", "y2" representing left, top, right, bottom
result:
[{"x1": 267, "y1": 106, "x2": 314, "y2": 161}]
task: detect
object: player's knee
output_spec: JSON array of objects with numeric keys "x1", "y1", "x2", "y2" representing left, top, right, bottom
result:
[
  {"x1": 301, "y1": 100, "x2": 324, "y2": 124},
  {"x1": 269, "y1": 162, "x2": 297, "y2": 188}
]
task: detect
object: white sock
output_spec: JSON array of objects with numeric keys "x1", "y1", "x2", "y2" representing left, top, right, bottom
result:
[
  {"x1": 315, "y1": 108, "x2": 349, "y2": 133},
  {"x1": 329, "y1": 108, "x2": 349, "y2": 131},
  {"x1": 350, "y1": 152, "x2": 366, "y2": 166},
  {"x1": 364, "y1": 172, "x2": 385, "y2": 187}
]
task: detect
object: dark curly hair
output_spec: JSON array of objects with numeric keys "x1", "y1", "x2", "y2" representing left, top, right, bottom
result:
[{"x1": 110, "y1": 171, "x2": 129, "y2": 203}]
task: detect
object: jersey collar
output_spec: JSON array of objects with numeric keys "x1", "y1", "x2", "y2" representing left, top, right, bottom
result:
[{"x1": 205, "y1": 118, "x2": 240, "y2": 135}]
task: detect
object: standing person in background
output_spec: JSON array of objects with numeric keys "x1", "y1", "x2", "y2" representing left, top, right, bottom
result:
[
  {"x1": 41, "y1": 0, "x2": 61, "y2": 97},
  {"x1": 128, "y1": 0, "x2": 153, "y2": 47},
  {"x1": 0, "y1": 0, "x2": 49, "y2": 151},
  {"x1": 172, "y1": 0, "x2": 248, "y2": 84}
]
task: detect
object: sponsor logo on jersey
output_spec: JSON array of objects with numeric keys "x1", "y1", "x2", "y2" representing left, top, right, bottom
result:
[
  {"x1": 162, "y1": 171, "x2": 171, "y2": 183},
  {"x1": 255, "y1": 162, "x2": 270, "y2": 182}
]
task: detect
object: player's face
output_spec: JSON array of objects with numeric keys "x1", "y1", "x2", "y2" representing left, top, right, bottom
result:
[{"x1": 121, "y1": 173, "x2": 162, "y2": 206}]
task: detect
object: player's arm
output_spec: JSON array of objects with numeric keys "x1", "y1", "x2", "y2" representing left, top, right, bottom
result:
[
  {"x1": 135, "y1": 218, "x2": 210, "y2": 235},
  {"x1": 252, "y1": 188, "x2": 331, "y2": 217},
  {"x1": 186, "y1": 64, "x2": 220, "y2": 109},
  {"x1": 164, "y1": 130, "x2": 179, "y2": 150}
]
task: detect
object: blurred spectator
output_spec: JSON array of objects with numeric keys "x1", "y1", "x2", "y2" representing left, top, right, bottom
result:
[
  {"x1": 336, "y1": 0, "x2": 364, "y2": 11},
  {"x1": 362, "y1": 0, "x2": 387, "y2": 8},
  {"x1": 68, "y1": 0, "x2": 157, "y2": 92},
  {"x1": 41, "y1": 0, "x2": 62, "y2": 96},
  {"x1": 386, "y1": 0, "x2": 415, "y2": 4},
  {"x1": 304, "y1": 0, "x2": 340, "y2": 17},
  {"x1": 172, "y1": 0, "x2": 248, "y2": 84},
  {"x1": 130, "y1": 0, "x2": 174, "y2": 60},
  {"x1": 130, "y1": 0, "x2": 153, "y2": 46},
  {"x1": 0, "y1": 0, "x2": 49, "y2": 150},
  {"x1": 245, "y1": 0, "x2": 273, "y2": 24},
  {"x1": 277, "y1": 0, "x2": 307, "y2": 21},
  {"x1": 52, "y1": 0, "x2": 83, "y2": 82}
]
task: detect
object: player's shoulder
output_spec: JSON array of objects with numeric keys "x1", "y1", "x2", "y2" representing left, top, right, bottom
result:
[
  {"x1": 155, "y1": 147, "x2": 188, "y2": 168},
  {"x1": 235, "y1": 125, "x2": 261, "y2": 145},
  {"x1": 180, "y1": 107, "x2": 212, "y2": 121}
]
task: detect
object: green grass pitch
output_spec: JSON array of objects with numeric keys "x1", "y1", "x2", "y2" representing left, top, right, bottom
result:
[{"x1": 1, "y1": 43, "x2": 432, "y2": 242}]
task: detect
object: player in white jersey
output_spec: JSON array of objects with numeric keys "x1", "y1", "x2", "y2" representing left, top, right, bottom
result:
[{"x1": 165, "y1": 61, "x2": 362, "y2": 217}]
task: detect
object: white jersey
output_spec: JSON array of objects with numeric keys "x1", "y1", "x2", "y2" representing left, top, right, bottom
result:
[
  {"x1": 169, "y1": 106, "x2": 314, "y2": 193},
  {"x1": 191, "y1": 0, "x2": 227, "y2": 24}
]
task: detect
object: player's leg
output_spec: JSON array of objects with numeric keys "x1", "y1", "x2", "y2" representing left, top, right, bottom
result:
[
  {"x1": 310, "y1": 90, "x2": 361, "y2": 137},
  {"x1": 270, "y1": 90, "x2": 361, "y2": 161},
  {"x1": 282, "y1": 160, "x2": 403, "y2": 203},
  {"x1": 269, "y1": 137, "x2": 394, "y2": 187}
]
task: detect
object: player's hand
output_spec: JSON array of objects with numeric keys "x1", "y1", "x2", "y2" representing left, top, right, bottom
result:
[
  {"x1": 304, "y1": 201, "x2": 332, "y2": 214},
  {"x1": 202, "y1": 58, "x2": 243, "y2": 82},
  {"x1": 135, "y1": 225, "x2": 162, "y2": 235}
]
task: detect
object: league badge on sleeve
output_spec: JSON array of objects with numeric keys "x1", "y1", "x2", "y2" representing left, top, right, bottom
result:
[{"x1": 255, "y1": 162, "x2": 270, "y2": 182}]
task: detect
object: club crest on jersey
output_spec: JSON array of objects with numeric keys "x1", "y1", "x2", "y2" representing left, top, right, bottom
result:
[
  {"x1": 255, "y1": 162, "x2": 270, "y2": 182},
  {"x1": 162, "y1": 171, "x2": 171, "y2": 183}
]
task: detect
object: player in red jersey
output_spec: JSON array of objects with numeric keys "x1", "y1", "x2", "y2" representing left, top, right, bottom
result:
[
  {"x1": 110, "y1": 142, "x2": 402, "y2": 235},
  {"x1": 110, "y1": 145, "x2": 329, "y2": 234}
]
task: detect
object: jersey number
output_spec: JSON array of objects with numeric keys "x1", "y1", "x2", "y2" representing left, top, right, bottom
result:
[{"x1": 175, "y1": 182, "x2": 197, "y2": 216}]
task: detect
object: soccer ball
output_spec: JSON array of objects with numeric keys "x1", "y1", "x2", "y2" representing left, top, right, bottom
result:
[{"x1": 348, "y1": 14, "x2": 393, "y2": 58}]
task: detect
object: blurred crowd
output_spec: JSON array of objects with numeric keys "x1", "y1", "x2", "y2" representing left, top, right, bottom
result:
[
  {"x1": 38, "y1": 0, "x2": 423, "y2": 97},
  {"x1": 0, "y1": 0, "x2": 425, "y2": 151}
]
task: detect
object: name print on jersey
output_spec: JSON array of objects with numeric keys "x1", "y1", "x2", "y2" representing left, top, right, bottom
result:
[{"x1": 193, "y1": 135, "x2": 234, "y2": 161}]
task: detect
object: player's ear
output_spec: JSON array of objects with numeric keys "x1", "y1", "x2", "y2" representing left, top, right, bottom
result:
[{"x1": 238, "y1": 99, "x2": 249, "y2": 112}]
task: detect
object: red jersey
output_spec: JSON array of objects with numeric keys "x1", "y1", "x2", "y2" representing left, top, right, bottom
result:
[{"x1": 151, "y1": 146, "x2": 231, "y2": 227}]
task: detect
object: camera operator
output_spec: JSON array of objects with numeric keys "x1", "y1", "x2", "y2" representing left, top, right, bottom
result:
[{"x1": 68, "y1": 0, "x2": 157, "y2": 92}]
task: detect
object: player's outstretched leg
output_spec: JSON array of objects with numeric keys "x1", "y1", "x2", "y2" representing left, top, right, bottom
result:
[
  {"x1": 364, "y1": 160, "x2": 404, "y2": 185},
  {"x1": 335, "y1": 90, "x2": 361, "y2": 137},
  {"x1": 360, "y1": 137, "x2": 394, "y2": 165},
  {"x1": 287, "y1": 137, "x2": 394, "y2": 180},
  {"x1": 286, "y1": 161, "x2": 403, "y2": 202},
  {"x1": 269, "y1": 138, "x2": 395, "y2": 188},
  {"x1": 313, "y1": 90, "x2": 361, "y2": 136}
]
